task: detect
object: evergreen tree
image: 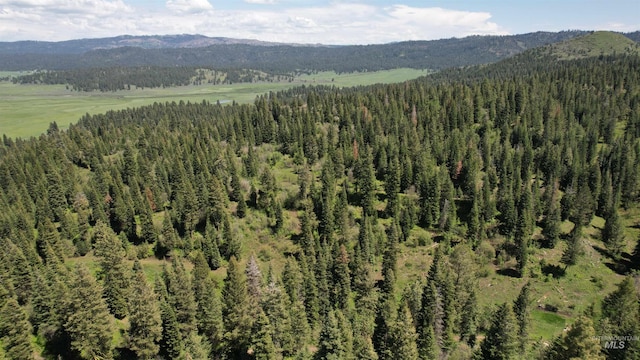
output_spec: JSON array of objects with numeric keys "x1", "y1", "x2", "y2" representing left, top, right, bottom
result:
[
  {"x1": 93, "y1": 221, "x2": 131, "y2": 319},
  {"x1": 384, "y1": 155, "x2": 401, "y2": 217},
  {"x1": 515, "y1": 205, "x2": 531, "y2": 277},
  {"x1": 139, "y1": 205, "x2": 158, "y2": 244},
  {"x1": 389, "y1": 304, "x2": 419, "y2": 360},
  {"x1": 513, "y1": 282, "x2": 531, "y2": 353},
  {"x1": 380, "y1": 221, "x2": 399, "y2": 298},
  {"x1": 261, "y1": 276, "x2": 296, "y2": 356},
  {"x1": 373, "y1": 297, "x2": 394, "y2": 360},
  {"x1": 478, "y1": 302, "x2": 517, "y2": 360},
  {"x1": 544, "y1": 316, "x2": 604, "y2": 360},
  {"x1": 203, "y1": 221, "x2": 222, "y2": 270},
  {"x1": 315, "y1": 310, "x2": 346, "y2": 360},
  {"x1": 561, "y1": 225, "x2": 583, "y2": 269},
  {"x1": 222, "y1": 256, "x2": 252, "y2": 359},
  {"x1": 542, "y1": 193, "x2": 561, "y2": 248},
  {"x1": 158, "y1": 296, "x2": 183, "y2": 359},
  {"x1": 0, "y1": 297, "x2": 34, "y2": 360},
  {"x1": 602, "y1": 208, "x2": 626, "y2": 261},
  {"x1": 357, "y1": 147, "x2": 377, "y2": 217},
  {"x1": 127, "y1": 263, "x2": 162, "y2": 360},
  {"x1": 332, "y1": 244, "x2": 351, "y2": 309},
  {"x1": 165, "y1": 257, "x2": 198, "y2": 339},
  {"x1": 601, "y1": 276, "x2": 639, "y2": 351},
  {"x1": 196, "y1": 277, "x2": 224, "y2": 355},
  {"x1": 416, "y1": 280, "x2": 439, "y2": 360},
  {"x1": 249, "y1": 310, "x2": 278, "y2": 360},
  {"x1": 65, "y1": 264, "x2": 115, "y2": 360},
  {"x1": 399, "y1": 197, "x2": 417, "y2": 242},
  {"x1": 318, "y1": 158, "x2": 336, "y2": 243},
  {"x1": 459, "y1": 287, "x2": 478, "y2": 347}
]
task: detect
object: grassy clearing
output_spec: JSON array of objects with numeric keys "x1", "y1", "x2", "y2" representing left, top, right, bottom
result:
[
  {"x1": 0, "y1": 68, "x2": 426, "y2": 139},
  {"x1": 530, "y1": 309, "x2": 566, "y2": 341}
]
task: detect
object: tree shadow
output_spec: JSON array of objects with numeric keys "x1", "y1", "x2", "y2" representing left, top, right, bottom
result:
[
  {"x1": 541, "y1": 263, "x2": 566, "y2": 278},
  {"x1": 592, "y1": 245, "x2": 632, "y2": 275},
  {"x1": 496, "y1": 267, "x2": 521, "y2": 278}
]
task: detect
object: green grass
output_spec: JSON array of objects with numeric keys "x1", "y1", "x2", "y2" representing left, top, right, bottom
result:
[
  {"x1": 550, "y1": 31, "x2": 640, "y2": 60},
  {"x1": 530, "y1": 309, "x2": 567, "y2": 341},
  {"x1": 0, "y1": 68, "x2": 426, "y2": 139}
]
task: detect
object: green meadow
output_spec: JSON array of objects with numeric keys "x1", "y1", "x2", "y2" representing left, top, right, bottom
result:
[{"x1": 0, "y1": 68, "x2": 427, "y2": 139}]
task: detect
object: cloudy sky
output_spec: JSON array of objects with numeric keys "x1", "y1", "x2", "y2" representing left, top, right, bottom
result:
[{"x1": 0, "y1": 0, "x2": 638, "y2": 44}]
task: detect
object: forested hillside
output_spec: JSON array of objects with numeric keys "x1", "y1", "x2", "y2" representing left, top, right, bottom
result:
[
  {"x1": 0, "y1": 31, "x2": 587, "y2": 72},
  {"x1": 0, "y1": 50, "x2": 639, "y2": 359}
]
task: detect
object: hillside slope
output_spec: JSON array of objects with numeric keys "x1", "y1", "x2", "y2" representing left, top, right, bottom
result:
[
  {"x1": 0, "y1": 31, "x2": 588, "y2": 72},
  {"x1": 548, "y1": 31, "x2": 640, "y2": 59}
]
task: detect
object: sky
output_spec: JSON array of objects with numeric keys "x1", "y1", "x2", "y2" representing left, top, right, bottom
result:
[{"x1": 0, "y1": 0, "x2": 638, "y2": 44}]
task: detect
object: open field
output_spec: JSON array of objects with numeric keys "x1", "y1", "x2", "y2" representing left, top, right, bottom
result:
[{"x1": 0, "y1": 68, "x2": 427, "y2": 138}]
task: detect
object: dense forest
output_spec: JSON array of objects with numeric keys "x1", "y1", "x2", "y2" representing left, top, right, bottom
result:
[
  {"x1": 0, "y1": 48, "x2": 640, "y2": 359},
  {"x1": 9, "y1": 67, "x2": 292, "y2": 92}
]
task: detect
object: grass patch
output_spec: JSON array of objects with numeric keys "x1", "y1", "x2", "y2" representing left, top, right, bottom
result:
[
  {"x1": 530, "y1": 309, "x2": 566, "y2": 341},
  {"x1": 0, "y1": 68, "x2": 427, "y2": 139}
]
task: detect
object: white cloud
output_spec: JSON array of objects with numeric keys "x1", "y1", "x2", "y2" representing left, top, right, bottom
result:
[
  {"x1": 0, "y1": 1, "x2": 512, "y2": 44},
  {"x1": 244, "y1": 0, "x2": 277, "y2": 4},
  {"x1": 166, "y1": 0, "x2": 212, "y2": 13},
  {"x1": 0, "y1": 0, "x2": 131, "y2": 14}
]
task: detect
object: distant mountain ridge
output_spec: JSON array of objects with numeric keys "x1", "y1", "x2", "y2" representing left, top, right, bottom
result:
[
  {"x1": 0, "y1": 30, "x2": 637, "y2": 72},
  {"x1": 0, "y1": 34, "x2": 294, "y2": 55}
]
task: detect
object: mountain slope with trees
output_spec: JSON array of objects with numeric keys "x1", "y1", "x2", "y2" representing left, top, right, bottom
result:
[
  {"x1": 0, "y1": 31, "x2": 590, "y2": 72},
  {"x1": 0, "y1": 37, "x2": 639, "y2": 359}
]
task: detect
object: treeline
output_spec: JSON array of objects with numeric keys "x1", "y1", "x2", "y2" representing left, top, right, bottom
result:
[
  {"x1": 0, "y1": 52, "x2": 639, "y2": 359},
  {"x1": 12, "y1": 67, "x2": 294, "y2": 92},
  {"x1": 0, "y1": 31, "x2": 588, "y2": 72}
]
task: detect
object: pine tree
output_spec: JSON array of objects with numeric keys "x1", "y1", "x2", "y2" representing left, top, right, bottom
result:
[
  {"x1": 65, "y1": 264, "x2": 115, "y2": 360},
  {"x1": 561, "y1": 225, "x2": 583, "y2": 269},
  {"x1": 478, "y1": 302, "x2": 517, "y2": 360},
  {"x1": 261, "y1": 276, "x2": 296, "y2": 356},
  {"x1": 315, "y1": 310, "x2": 346, "y2": 360},
  {"x1": 196, "y1": 277, "x2": 224, "y2": 355},
  {"x1": 139, "y1": 205, "x2": 158, "y2": 244},
  {"x1": 165, "y1": 257, "x2": 198, "y2": 339},
  {"x1": 373, "y1": 297, "x2": 394, "y2": 360},
  {"x1": 380, "y1": 222, "x2": 399, "y2": 298},
  {"x1": 0, "y1": 297, "x2": 34, "y2": 360},
  {"x1": 203, "y1": 221, "x2": 222, "y2": 270},
  {"x1": 318, "y1": 158, "x2": 336, "y2": 243},
  {"x1": 513, "y1": 282, "x2": 530, "y2": 353},
  {"x1": 459, "y1": 288, "x2": 478, "y2": 347},
  {"x1": 384, "y1": 155, "x2": 401, "y2": 217},
  {"x1": 602, "y1": 208, "x2": 626, "y2": 261},
  {"x1": 222, "y1": 256, "x2": 252, "y2": 358},
  {"x1": 158, "y1": 295, "x2": 183, "y2": 359},
  {"x1": 93, "y1": 221, "x2": 131, "y2": 319},
  {"x1": 515, "y1": 206, "x2": 531, "y2": 277},
  {"x1": 544, "y1": 316, "x2": 604, "y2": 360},
  {"x1": 236, "y1": 193, "x2": 248, "y2": 218},
  {"x1": 388, "y1": 304, "x2": 419, "y2": 360},
  {"x1": 332, "y1": 244, "x2": 351, "y2": 309},
  {"x1": 357, "y1": 147, "x2": 377, "y2": 217},
  {"x1": 542, "y1": 194, "x2": 561, "y2": 248},
  {"x1": 335, "y1": 309, "x2": 355, "y2": 359},
  {"x1": 352, "y1": 310, "x2": 378, "y2": 360},
  {"x1": 601, "y1": 276, "x2": 639, "y2": 341},
  {"x1": 127, "y1": 263, "x2": 162, "y2": 360},
  {"x1": 249, "y1": 310, "x2": 277, "y2": 360}
]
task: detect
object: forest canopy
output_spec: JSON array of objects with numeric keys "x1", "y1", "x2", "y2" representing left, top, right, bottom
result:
[{"x1": 0, "y1": 46, "x2": 639, "y2": 359}]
